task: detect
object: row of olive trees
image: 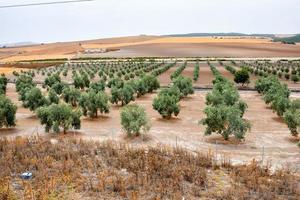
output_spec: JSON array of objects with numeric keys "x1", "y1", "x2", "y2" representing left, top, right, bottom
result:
[
  {"x1": 0, "y1": 74, "x2": 8, "y2": 95},
  {"x1": 244, "y1": 61, "x2": 300, "y2": 83},
  {"x1": 0, "y1": 74, "x2": 17, "y2": 129},
  {"x1": 153, "y1": 75, "x2": 194, "y2": 118},
  {"x1": 201, "y1": 65, "x2": 251, "y2": 140},
  {"x1": 255, "y1": 76, "x2": 300, "y2": 147},
  {"x1": 193, "y1": 61, "x2": 199, "y2": 81}
]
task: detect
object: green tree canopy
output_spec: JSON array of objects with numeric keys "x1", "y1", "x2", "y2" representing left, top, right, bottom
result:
[
  {"x1": 0, "y1": 95, "x2": 17, "y2": 128},
  {"x1": 36, "y1": 103, "x2": 82, "y2": 134},
  {"x1": 120, "y1": 104, "x2": 151, "y2": 137}
]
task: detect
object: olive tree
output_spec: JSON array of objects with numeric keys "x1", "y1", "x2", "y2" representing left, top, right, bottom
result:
[
  {"x1": 79, "y1": 90, "x2": 109, "y2": 118},
  {"x1": 36, "y1": 103, "x2": 81, "y2": 134},
  {"x1": 283, "y1": 99, "x2": 300, "y2": 137},
  {"x1": 62, "y1": 87, "x2": 81, "y2": 107},
  {"x1": 201, "y1": 105, "x2": 251, "y2": 140},
  {"x1": 172, "y1": 75, "x2": 194, "y2": 98},
  {"x1": 152, "y1": 86, "x2": 181, "y2": 118},
  {"x1": 47, "y1": 88, "x2": 59, "y2": 104},
  {"x1": 110, "y1": 84, "x2": 135, "y2": 106},
  {"x1": 0, "y1": 95, "x2": 17, "y2": 128},
  {"x1": 23, "y1": 87, "x2": 47, "y2": 111},
  {"x1": 0, "y1": 74, "x2": 8, "y2": 95},
  {"x1": 234, "y1": 68, "x2": 250, "y2": 86},
  {"x1": 120, "y1": 104, "x2": 151, "y2": 137}
]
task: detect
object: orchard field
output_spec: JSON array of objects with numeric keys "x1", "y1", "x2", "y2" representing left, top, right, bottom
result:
[{"x1": 0, "y1": 59, "x2": 300, "y2": 199}]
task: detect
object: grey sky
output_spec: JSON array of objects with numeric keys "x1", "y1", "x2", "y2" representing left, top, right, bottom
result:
[{"x1": 1, "y1": 0, "x2": 300, "y2": 44}]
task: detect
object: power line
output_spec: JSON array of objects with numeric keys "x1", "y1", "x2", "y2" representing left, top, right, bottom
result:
[{"x1": 0, "y1": 0, "x2": 95, "y2": 9}]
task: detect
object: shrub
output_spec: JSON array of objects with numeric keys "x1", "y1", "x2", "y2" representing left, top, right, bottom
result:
[
  {"x1": 36, "y1": 103, "x2": 81, "y2": 134},
  {"x1": 120, "y1": 104, "x2": 151, "y2": 136},
  {"x1": 0, "y1": 95, "x2": 17, "y2": 128}
]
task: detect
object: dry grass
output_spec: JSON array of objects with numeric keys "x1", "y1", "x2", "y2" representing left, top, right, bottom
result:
[{"x1": 0, "y1": 137, "x2": 299, "y2": 200}]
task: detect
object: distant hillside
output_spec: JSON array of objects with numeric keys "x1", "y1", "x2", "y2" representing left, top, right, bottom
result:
[
  {"x1": 165, "y1": 33, "x2": 275, "y2": 38},
  {"x1": 273, "y1": 34, "x2": 300, "y2": 44},
  {"x1": 0, "y1": 41, "x2": 38, "y2": 48}
]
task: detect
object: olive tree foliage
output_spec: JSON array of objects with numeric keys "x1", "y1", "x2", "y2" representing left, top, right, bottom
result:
[
  {"x1": 283, "y1": 100, "x2": 300, "y2": 137},
  {"x1": 201, "y1": 76, "x2": 250, "y2": 140},
  {"x1": 62, "y1": 87, "x2": 81, "y2": 107},
  {"x1": 0, "y1": 95, "x2": 17, "y2": 128},
  {"x1": 172, "y1": 75, "x2": 194, "y2": 98},
  {"x1": 120, "y1": 104, "x2": 151, "y2": 137},
  {"x1": 79, "y1": 90, "x2": 109, "y2": 118},
  {"x1": 47, "y1": 88, "x2": 60, "y2": 105},
  {"x1": 0, "y1": 74, "x2": 8, "y2": 95},
  {"x1": 89, "y1": 80, "x2": 106, "y2": 93},
  {"x1": 255, "y1": 76, "x2": 299, "y2": 138},
  {"x1": 44, "y1": 73, "x2": 61, "y2": 88},
  {"x1": 36, "y1": 103, "x2": 82, "y2": 134},
  {"x1": 152, "y1": 86, "x2": 181, "y2": 119},
  {"x1": 134, "y1": 74, "x2": 160, "y2": 97},
  {"x1": 234, "y1": 68, "x2": 250, "y2": 86},
  {"x1": 201, "y1": 105, "x2": 250, "y2": 140},
  {"x1": 73, "y1": 73, "x2": 90, "y2": 89},
  {"x1": 23, "y1": 87, "x2": 47, "y2": 111},
  {"x1": 16, "y1": 74, "x2": 35, "y2": 92},
  {"x1": 110, "y1": 83, "x2": 135, "y2": 106}
]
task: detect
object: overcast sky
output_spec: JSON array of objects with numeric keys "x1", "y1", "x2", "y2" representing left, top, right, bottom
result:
[{"x1": 1, "y1": 0, "x2": 300, "y2": 44}]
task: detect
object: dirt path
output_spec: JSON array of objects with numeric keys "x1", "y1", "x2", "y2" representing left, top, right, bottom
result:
[
  {"x1": 157, "y1": 63, "x2": 180, "y2": 86},
  {"x1": 181, "y1": 63, "x2": 194, "y2": 81},
  {"x1": 194, "y1": 62, "x2": 214, "y2": 87}
]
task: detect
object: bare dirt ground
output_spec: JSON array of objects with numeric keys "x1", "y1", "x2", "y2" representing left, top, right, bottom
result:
[
  {"x1": 2, "y1": 83, "x2": 299, "y2": 169},
  {"x1": 157, "y1": 63, "x2": 181, "y2": 86},
  {"x1": 2, "y1": 36, "x2": 300, "y2": 62}
]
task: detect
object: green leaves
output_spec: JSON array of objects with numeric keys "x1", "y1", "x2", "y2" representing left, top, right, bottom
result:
[
  {"x1": 120, "y1": 104, "x2": 151, "y2": 137},
  {"x1": 234, "y1": 68, "x2": 250, "y2": 86},
  {"x1": 36, "y1": 103, "x2": 82, "y2": 134},
  {"x1": 153, "y1": 86, "x2": 181, "y2": 119},
  {"x1": 79, "y1": 90, "x2": 109, "y2": 118},
  {"x1": 0, "y1": 95, "x2": 17, "y2": 128},
  {"x1": 255, "y1": 76, "x2": 300, "y2": 138},
  {"x1": 202, "y1": 67, "x2": 250, "y2": 140},
  {"x1": 23, "y1": 87, "x2": 47, "y2": 111},
  {"x1": 172, "y1": 75, "x2": 194, "y2": 98},
  {"x1": 193, "y1": 62, "x2": 199, "y2": 81}
]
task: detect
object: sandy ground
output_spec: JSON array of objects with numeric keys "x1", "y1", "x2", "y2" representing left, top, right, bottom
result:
[
  {"x1": 2, "y1": 82, "x2": 299, "y2": 169},
  {"x1": 2, "y1": 36, "x2": 300, "y2": 62}
]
